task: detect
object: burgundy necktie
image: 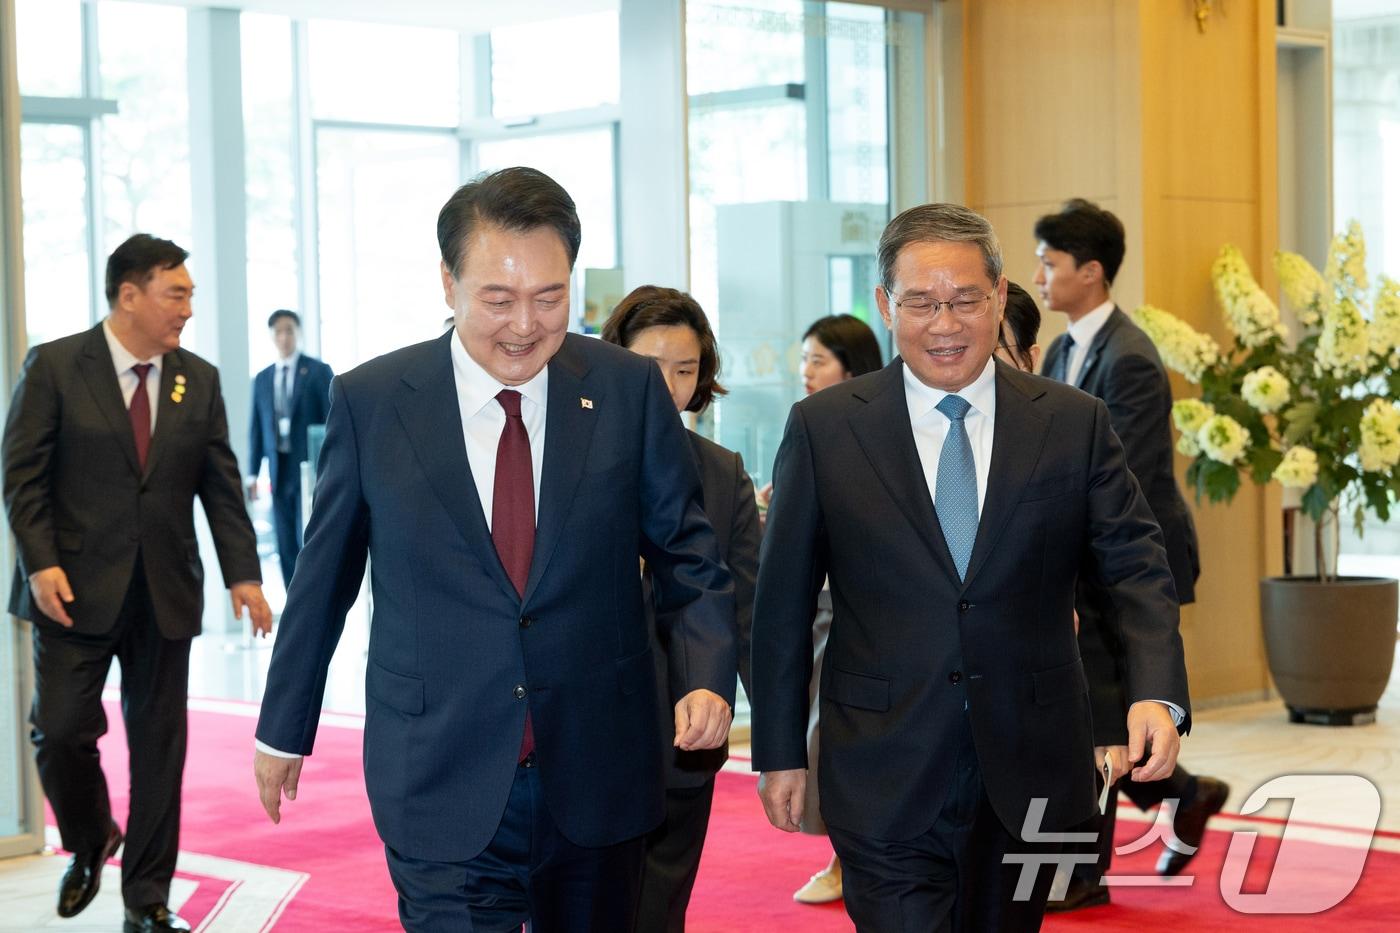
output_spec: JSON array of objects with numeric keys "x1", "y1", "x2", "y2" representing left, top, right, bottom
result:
[
  {"x1": 493, "y1": 389, "x2": 536, "y2": 759},
  {"x1": 130, "y1": 363, "x2": 153, "y2": 469}
]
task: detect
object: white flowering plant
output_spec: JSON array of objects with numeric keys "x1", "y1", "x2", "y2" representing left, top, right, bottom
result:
[{"x1": 1132, "y1": 222, "x2": 1400, "y2": 581}]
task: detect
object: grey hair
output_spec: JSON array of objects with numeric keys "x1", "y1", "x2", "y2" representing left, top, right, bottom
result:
[{"x1": 877, "y1": 203, "x2": 1004, "y2": 292}]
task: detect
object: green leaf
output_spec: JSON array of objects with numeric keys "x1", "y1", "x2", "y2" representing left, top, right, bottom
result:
[
  {"x1": 1198, "y1": 459, "x2": 1242, "y2": 503},
  {"x1": 1247, "y1": 446, "x2": 1284, "y2": 484},
  {"x1": 1281, "y1": 401, "x2": 1318, "y2": 445},
  {"x1": 1301, "y1": 483, "x2": 1332, "y2": 521}
]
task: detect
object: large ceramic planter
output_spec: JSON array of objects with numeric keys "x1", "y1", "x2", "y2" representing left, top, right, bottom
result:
[{"x1": 1259, "y1": 576, "x2": 1398, "y2": 725}]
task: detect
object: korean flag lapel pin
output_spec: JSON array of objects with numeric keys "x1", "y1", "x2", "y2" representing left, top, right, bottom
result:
[{"x1": 580, "y1": 397, "x2": 594, "y2": 410}]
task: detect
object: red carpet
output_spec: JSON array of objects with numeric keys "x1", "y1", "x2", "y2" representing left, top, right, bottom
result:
[{"x1": 65, "y1": 703, "x2": 1400, "y2": 930}]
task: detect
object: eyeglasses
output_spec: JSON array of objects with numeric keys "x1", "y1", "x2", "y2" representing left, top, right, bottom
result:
[{"x1": 887, "y1": 289, "x2": 995, "y2": 321}]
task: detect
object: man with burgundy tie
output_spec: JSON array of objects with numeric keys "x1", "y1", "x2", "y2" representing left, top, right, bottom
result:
[
  {"x1": 252, "y1": 167, "x2": 737, "y2": 931},
  {"x1": 3, "y1": 233, "x2": 272, "y2": 933},
  {"x1": 246, "y1": 309, "x2": 334, "y2": 586}
]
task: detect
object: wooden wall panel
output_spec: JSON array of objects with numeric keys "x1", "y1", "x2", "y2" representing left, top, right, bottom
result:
[{"x1": 964, "y1": 0, "x2": 1282, "y2": 704}]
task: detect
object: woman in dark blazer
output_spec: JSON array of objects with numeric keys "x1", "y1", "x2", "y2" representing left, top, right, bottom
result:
[{"x1": 602, "y1": 286, "x2": 761, "y2": 933}]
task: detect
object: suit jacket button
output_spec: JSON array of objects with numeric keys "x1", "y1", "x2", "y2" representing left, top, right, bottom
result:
[
  {"x1": 949, "y1": 670, "x2": 963, "y2": 685},
  {"x1": 513, "y1": 684, "x2": 527, "y2": 699},
  {"x1": 958, "y1": 600, "x2": 970, "y2": 612},
  {"x1": 519, "y1": 616, "x2": 533, "y2": 629}
]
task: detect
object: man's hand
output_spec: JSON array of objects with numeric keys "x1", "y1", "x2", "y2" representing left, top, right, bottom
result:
[
  {"x1": 1126, "y1": 700, "x2": 1180, "y2": 782},
  {"x1": 758, "y1": 769, "x2": 806, "y2": 832},
  {"x1": 1094, "y1": 744, "x2": 1131, "y2": 785},
  {"x1": 673, "y1": 689, "x2": 732, "y2": 750},
  {"x1": 231, "y1": 582, "x2": 273, "y2": 637},
  {"x1": 254, "y1": 750, "x2": 304, "y2": 823},
  {"x1": 29, "y1": 566, "x2": 75, "y2": 627}
]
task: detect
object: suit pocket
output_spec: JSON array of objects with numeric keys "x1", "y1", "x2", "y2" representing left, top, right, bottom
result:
[
  {"x1": 825, "y1": 668, "x2": 891, "y2": 712},
  {"x1": 367, "y1": 661, "x2": 424, "y2": 715},
  {"x1": 616, "y1": 646, "x2": 652, "y2": 696},
  {"x1": 1033, "y1": 658, "x2": 1089, "y2": 706}
]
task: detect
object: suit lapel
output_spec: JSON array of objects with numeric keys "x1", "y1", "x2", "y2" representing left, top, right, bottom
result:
[
  {"x1": 77, "y1": 325, "x2": 142, "y2": 477},
  {"x1": 394, "y1": 334, "x2": 520, "y2": 605},
  {"x1": 522, "y1": 337, "x2": 599, "y2": 605},
  {"x1": 288, "y1": 357, "x2": 312, "y2": 413},
  {"x1": 1073, "y1": 308, "x2": 1123, "y2": 388},
  {"x1": 963, "y1": 363, "x2": 1052, "y2": 587},
  {"x1": 847, "y1": 361, "x2": 960, "y2": 583},
  {"x1": 140, "y1": 351, "x2": 187, "y2": 481}
]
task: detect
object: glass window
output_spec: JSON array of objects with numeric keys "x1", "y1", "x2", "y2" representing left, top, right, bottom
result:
[
  {"x1": 16, "y1": 0, "x2": 84, "y2": 97},
  {"x1": 19, "y1": 123, "x2": 92, "y2": 348},
  {"x1": 242, "y1": 12, "x2": 299, "y2": 380},
  {"x1": 476, "y1": 128, "x2": 618, "y2": 271},
  {"x1": 308, "y1": 20, "x2": 459, "y2": 126},
  {"x1": 686, "y1": 0, "x2": 805, "y2": 96},
  {"x1": 687, "y1": 1, "x2": 921, "y2": 486},
  {"x1": 489, "y1": 12, "x2": 619, "y2": 120},
  {"x1": 315, "y1": 128, "x2": 460, "y2": 373},
  {"x1": 97, "y1": 1, "x2": 192, "y2": 254}
]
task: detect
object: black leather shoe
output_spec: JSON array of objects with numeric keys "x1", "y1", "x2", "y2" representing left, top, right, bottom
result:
[
  {"x1": 1157, "y1": 776, "x2": 1230, "y2": 876},
  {"x1": 123, "y1": 904, "x2": 192, "y2": 933},
  {"x1": 1045, "y1": 876, "x2": 1110, "y2": 912},
  {"x1": 56, "y1": 822, "x2": 123, "y2": 918}
]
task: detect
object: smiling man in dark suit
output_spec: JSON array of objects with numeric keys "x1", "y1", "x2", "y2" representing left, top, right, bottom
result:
[
  {"x1": 751, "y1": 203, "x2": 1190, "y2": 932},
  {"x1": 3, "y1": 234, "x2": 272, "y2": 933},
  {"x1": 252, "y1": 167, "x2": 736, "y2": 932},
  {"x1": 246, "y1": 309, "x2": 333, "y2": 587},
  {"x1": 1035, "y1": 199, "x2": 1228, "y2": 910}
]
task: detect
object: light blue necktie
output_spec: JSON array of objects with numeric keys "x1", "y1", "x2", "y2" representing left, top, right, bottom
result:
[{"x1": 935, "y1": 395, "x2": 977, "y2": 581}]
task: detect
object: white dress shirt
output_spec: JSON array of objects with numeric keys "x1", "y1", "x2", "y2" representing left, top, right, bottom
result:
[
  {"x1": 904, "y1": 356, "x2": 997, "y2": 518},
  {"x1": 450, "y1": 332, "x2": 547, "y2": 530},
  {"x1": 257, "y1": 336, "x2": 549, "y2": 759},
  {"x1": 1064, "y1": 300, "x2": 1115, "y2": 386},
  {"x1": 102, "y1": 319, "x2": 162, "y2": 432}
]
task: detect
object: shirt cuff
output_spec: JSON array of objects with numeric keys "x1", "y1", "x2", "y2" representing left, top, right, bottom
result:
[
  {"x1": 1147, "y1": 699, "x2": 1186, "y2": 726},
  {"x1": 255, "y1": 739, "x2": 302, "y2": 759}
]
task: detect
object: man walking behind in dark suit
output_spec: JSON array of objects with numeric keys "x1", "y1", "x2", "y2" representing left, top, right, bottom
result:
[
  {"x1": 3, "y1": 234, "x2": 272, "y2": 933},
  {"x1": 1034, "y1": 198, "x2": 1229, "y2": 911},
  {"x1": 752, "y1": 203, "x2": 1191, "y2": 932},
  {"x1": 253, "y1": 168, "x2": 736, "y2": 932},
  {"x1": 246, "y1": 309, "x2": 333, "y2": 587}
]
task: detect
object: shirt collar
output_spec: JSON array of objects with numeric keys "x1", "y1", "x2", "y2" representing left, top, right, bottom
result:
[
  {"x1": 902, "y1": 354, "x2": 997, "y2": 422},
  {"x1": 449, "y1": 331, "x2": 549, "y2": 417},
  {"x1": 279, "y1": 351, "x2": 301, "y2": 372},
  {"x1": 1066, "y1": 300, "x2": 1115, "y2": 348},
  {"x1": 102, "y1": 318, "x2": 163, "y2": 377}
]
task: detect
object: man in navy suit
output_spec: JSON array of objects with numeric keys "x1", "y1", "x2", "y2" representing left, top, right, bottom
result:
[
  {"x1": 246, "y1": 310, "x2": 333, "y2": 587},
  {"x1": 252, "y1": 167, "x2": 737, "y2": 932}
]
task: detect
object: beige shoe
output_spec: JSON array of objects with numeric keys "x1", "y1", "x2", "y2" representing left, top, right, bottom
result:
[{"x1": 793, "y1": 866, "x2": 843, "y2": 904}]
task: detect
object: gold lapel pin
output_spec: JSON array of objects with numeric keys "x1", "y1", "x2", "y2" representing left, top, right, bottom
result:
[
  {"x1": 174, "y1": 374, "x2": 187, "y2": 385},
  {"x1": 171, "y1": 392, "x2": 183, "y2": 403},
  {"x1": 580, "y1": 398, "x2": 594, "y2": 410}
]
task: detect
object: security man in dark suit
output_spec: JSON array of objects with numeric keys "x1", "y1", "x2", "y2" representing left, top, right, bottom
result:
[
  {"x1": 246, "y1": 310, "x2": 333, "y2": 587},
  {"x1": 3, "y1": 234, "x2": 272, "y2": 933},
  {"x1": 1035, "y1": 198, "x2": 1228, "y2": 911}
]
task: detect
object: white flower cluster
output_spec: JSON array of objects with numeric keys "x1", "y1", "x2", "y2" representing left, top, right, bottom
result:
[
  {"x1": 1171, "y1": 399, "x2": 1214, "y2": 456},
  {"x1": 1241, "y1": 366, "x2": 1290, "y2": 414},
  {"x1": 1131, "y1": 305, "x2": 1220, "y2": 383},
  {"x1": 1274, "y1": 250, "x2": 1328, "y2": 326},
  {"x1": 1359, "y1": 398, "x2": 1400, "y2": 473},
  {"x1": 1324, "y1": 220, "x2": 1369, "y2": 303},
  {"x1": 1370, "y1": 275, "x2": 1400, "y2": 366},
  {"x1": 1212, "y1": 245, "x2": 1286, "y2": 347},
  {"x1": 1316, "y1": 295, "x2": 1369, "y2": 379},
  {"x1": 1272, "y1": 446, "x2": 1319, "y2": 489},
  {"x1": 1197, "y1": 413, "x2": 1251, "y2": 465}
]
